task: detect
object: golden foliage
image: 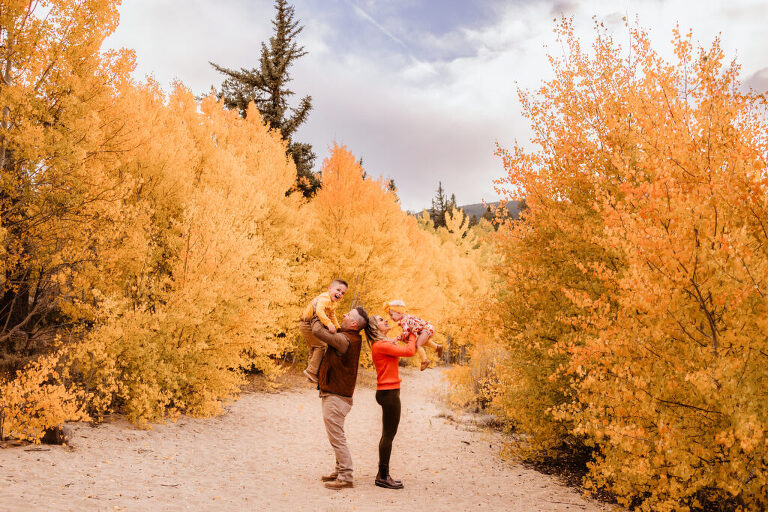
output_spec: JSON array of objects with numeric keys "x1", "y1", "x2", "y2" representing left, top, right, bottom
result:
[
  {"x1": 1, "y1": 2, "x2": 493, "y2": 434},
  {"x1": 307, "y1": 143, "x2": 416, "y2": 310},
  {"x1": 305, "y1": 145, "x2": 494, "y2": 364},
  {"x1": 490, "y1": 20, "x2": 768, "y2": 511},
  {"x1": 1, "y1": 1, "x2": 310, "y2": 426},
  {"x1": 0, "y1": 352, "x2": 87, "y2": 442},
  {"x1": 61, "y1": 86, "x2": 310, "y2": 425}
]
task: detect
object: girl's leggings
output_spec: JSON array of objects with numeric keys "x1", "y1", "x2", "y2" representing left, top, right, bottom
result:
[{"x1": 375, "y1": 389, "x2": 401, "y2": 476}]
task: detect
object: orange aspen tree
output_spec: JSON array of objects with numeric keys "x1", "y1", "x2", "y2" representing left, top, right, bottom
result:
[
  {"x1": 66, "y1": 88, "x2": 311, "y2": 424},
  {"x1": 0, "y1": 0, "x2": 128, "y2": 353},
  {"x1": 0, "y1": 0, "x2": 132, "y2": 437},
  {"x1": 0, "y1": 351, "x2": 88, "y2": 442},
  {"x1": 492, "y1": 22, "x2": 625, "y2": 455},
  {"x1": 306, "y1": 144, "x2": 420, "y2": 312},
  {"x1": 306, "y1": 144, "x2": 491, "y2": 366},
  {"x1": 494, "y1": 20, "x2": 768, "y2": 510},
  {"x1": 567, "y1": 30, "x2": 768, "y2": 511}
]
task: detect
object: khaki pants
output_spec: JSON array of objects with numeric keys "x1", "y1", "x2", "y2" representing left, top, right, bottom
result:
[
  {"x1": 322, "y1": 394, "x2": 354, "y2": 482},
  {"x1": 300, "y1": 319, "x2": 326, "y2": 375}
]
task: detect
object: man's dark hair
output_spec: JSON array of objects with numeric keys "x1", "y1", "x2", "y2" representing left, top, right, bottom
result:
[
  {"x1": 332, "y1": 279, "x2": 348, "y2": 288},
  {"x1": 354, "y1": 306, "x2": 369, "y2": 332}
]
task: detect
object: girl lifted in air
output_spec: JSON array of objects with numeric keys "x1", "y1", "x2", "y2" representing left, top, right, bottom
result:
[{"x1": 383, "y1": 300, "x2": 443, "y2": 370}]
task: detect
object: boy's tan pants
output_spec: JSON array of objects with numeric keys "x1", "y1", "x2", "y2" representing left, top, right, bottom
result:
[{"x1": 300, "y1": 319, "x2": 326, "y2": 375}]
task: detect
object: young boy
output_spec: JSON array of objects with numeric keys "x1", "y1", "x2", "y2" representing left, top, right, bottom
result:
[
  {"x1": 383, "y1": 299, "x2": 443, "y2": 370},
  {"x1": 300, "y1": 279, "x2": 348, "y2": 382}
]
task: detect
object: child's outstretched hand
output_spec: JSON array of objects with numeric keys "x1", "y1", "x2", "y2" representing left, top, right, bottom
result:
[{"x1": 328, "y1": 324, "x2": 337, "y2": 333}]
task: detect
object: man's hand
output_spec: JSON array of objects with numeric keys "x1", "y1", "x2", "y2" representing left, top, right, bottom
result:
[
  {"x1": 311, "y1": 317, "x2": 349, "y2": 355},
  {"x1": 328, "y1": 324, "x2": 337, "y2": 334}
]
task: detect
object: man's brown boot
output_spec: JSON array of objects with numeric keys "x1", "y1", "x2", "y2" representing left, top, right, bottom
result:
[
  {"x1": 324, "y1": 479, "x2": 354, "y2": 490},
  {"x1": 320, "y1": 472, "x2": 338, "y2": 482}
]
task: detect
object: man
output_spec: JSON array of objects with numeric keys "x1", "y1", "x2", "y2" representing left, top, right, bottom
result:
[{"x1": 311, "y1": 306, "x2": 370, "y2": 490}]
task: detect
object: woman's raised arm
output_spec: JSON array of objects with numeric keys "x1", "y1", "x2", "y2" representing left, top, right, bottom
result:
[{"x1": 373, "y1": 334, "x2": 417, "y2": 357}]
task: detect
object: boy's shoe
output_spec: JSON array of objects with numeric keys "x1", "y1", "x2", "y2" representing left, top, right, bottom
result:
[
  {"x1": 420, "y1": 359, "x2": 431, "y2": 371},
  {"x1": 303, "y1": 369, "x2": 318, "y2": 383},
  {"x1": 435, "y1": 344, "x2": 444, "y2": 359},
  {"x1": 324, "y1": 479, "x2": 354, "y2": 490},
  {"x1": 321, "y1": 472, "x2": 338, "y2": 482},
  {"x1": 375, "y1": 475, "x2": 404, "y2": 489}
]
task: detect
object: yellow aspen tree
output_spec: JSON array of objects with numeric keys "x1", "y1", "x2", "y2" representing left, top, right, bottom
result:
[
  {"x1": 494, "y1": 19, "x2": 768, "y2": 510},
  {"x1": 436, "y1": 208, "x2": 504, "y2": 406},
  {"x1": 0, "y1": 0, "x2": 132, "y2": 433},
  {"x1": 67, "y1": 87, "x2": 311, "y2": 424},
  {"x1": 306, "y1": 143, "x2": 418, "y2": 312},
  {"x1": 305, "y1": 144, "x2": 492, "y2": 370},
  {"x1": 0, "y1": 0, "x2": 128, "y2": 350}
]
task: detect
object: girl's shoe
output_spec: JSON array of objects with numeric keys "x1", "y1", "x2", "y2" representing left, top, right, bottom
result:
[
  {"x1": 435, "y1": 344, "x2": 444, "y2": 359},
  {"x1": 420, "y1": 359, "x2": 430, "y2": 371},
  {"x1": 375, "y1": 475, "x2": 404, "y2": 489}
]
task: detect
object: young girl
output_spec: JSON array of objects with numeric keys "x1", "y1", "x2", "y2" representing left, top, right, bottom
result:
[{"x1": 382, "y1": 300, "x2": 443, "y2": 370}]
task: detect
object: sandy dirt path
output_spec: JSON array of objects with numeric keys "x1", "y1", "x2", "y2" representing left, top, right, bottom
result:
[{"x1": 0, "y1": 368, "x2": 612, "y2": 511}]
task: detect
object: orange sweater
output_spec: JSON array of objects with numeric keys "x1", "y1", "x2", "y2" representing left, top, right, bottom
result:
[{"x1": 371, "y1": 334, "x2": 417, "y2": 390}]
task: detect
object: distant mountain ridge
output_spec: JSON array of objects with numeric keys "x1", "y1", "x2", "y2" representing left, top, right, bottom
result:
[
  {"x1": 459, "y1": 201, "x2": 523, "y2": 221},
  {"x1": 411, "y1": 200, "x2": 523, "y2": 221}
]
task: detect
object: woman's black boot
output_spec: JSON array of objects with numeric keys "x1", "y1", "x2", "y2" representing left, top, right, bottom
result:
[{"x1": 375, "y1": 465, "x2": 404, "y2": 489}]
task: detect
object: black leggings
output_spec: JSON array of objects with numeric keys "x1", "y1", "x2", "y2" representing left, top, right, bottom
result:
[{"x1": 375, "y1": 389, "x2": 401, "y2": 476}]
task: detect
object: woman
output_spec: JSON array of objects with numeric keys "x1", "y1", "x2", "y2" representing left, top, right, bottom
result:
[{"x1": 364, "y1": 314, "x2": 428, "y2": 489}]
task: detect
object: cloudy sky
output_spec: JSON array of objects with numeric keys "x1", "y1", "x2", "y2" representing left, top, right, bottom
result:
[{"x1": 104, "y1": 0, "x2": 768, "y2": 211}]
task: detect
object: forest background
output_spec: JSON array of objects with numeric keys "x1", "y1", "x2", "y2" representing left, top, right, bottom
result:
[{"x1": 1, "y1": 1, "x2": 767, "y2": 511}]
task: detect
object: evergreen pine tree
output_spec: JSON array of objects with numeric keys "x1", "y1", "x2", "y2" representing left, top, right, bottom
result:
[
  {"x1": 358, "y1": 157, "x2": 367, "y2": 180},
  {"x1": 430, "y1": 182, "x2": 448, "y2": 228},
  {"x1": 210, "y1": 0, "x2": 319, "y2": 197},
  {"x1": 448, "y1": 193, "x2": 458, "y2": 218},
  {"x1": 482, "y1": 204, "x2": 494, "y2": 222},
  {"x1": 387, "y1": 178, "x2": 399, "y2": 202}
]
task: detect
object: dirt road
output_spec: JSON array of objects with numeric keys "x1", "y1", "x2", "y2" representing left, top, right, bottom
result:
[{"x1": 0, "y1": 368, "x2": 612, "y2": 511}]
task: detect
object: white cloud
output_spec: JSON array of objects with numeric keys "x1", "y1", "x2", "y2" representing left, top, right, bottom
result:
[
  {"x1": 104, "y1": 0, "x2": 768, "y2": 211},
  {"x1": 105, "y1": 0, "x2": 276, "y2": 92},
  {"x1": 745, "y1": 68, "x2": 768, "y2": 94}
]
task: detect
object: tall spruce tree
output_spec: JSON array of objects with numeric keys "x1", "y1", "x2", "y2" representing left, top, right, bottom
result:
[
  {"x1": 448, "y1": 193, "x2": 458, "y2": 213},
  {"x1": 210, "y1": 0, "x2": 320, "y2": 197},
  {"x1": 430, "y1": 181, "x2": 448, "y2": 228}
]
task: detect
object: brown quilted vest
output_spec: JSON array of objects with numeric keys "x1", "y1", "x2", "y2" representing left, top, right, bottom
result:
[{"x1": 317, "y1": 330, "x2": 362, "y2": 398}]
